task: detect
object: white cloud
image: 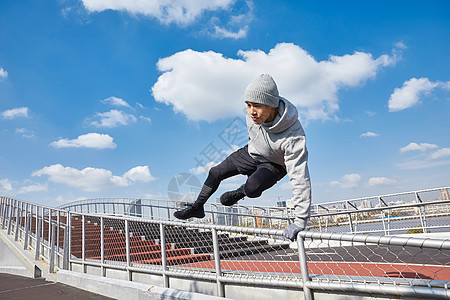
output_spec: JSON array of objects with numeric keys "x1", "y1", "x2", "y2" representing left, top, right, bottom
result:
[
  {"x1": 50, "y1": 133, "x2": 117, "y2": 149},
  {"x1": 17, "y1": 182, "x2": 48, "y2": 194},
  {"x1": 388, "y1": 77, "x2": 439, "y2": 112},
  {"x1": 397, "y1": 159, "x2": 450, "y2": 170},
  {"x1": 123, "y1": 166, "x2": 155, "y2": 183},
  {"x1": 400, "y1": 142, "x2": 438, "y2": 153},
  {"x1": 32, "y1": 164, "x2": 155, "y2": 192},
  {"x1": 398, "y1": 143, "x2": 450, "y2": 169},
  {"x1": 360, "y1": 131, "x2": 379, "y2": 138},
  {"x1": 430, "y1": 148, "x2": 450, "y2": 160},
  {"x1": 81, "y1": 0, "x2": 235, "y2": 25},
  {"x1": 189, "y1": 161, "x2": 219, "y2": 175},
  {"x1": 368, "y1": 177, "x2": 396, "y2": 186},
  {"x1": 330, "y1": 174, "x2": 361, "y2": 189},
  {"x1": 394, "y1": 41, "x2": 407, "y2": 49},
  {"x1": 2, "y1": 107, "x2": 29, "y2": 119},
  {"x1": 0, "y1": 179, "x2": 13, "y2": 193},
  {"x1": 152, "y1": 43, "x2": 396, "y2": 122},
  {"x1": 89, "y1": 109, "x2": 137, "y2": 128},
  {"x1": 139, "y1": 115, "x2": 152, "y2": 122},
  {"x1": 15, "y1": 128, "x2": 34, "y2": 138},
  {"x1": 101, "y1": 96, "x2": 132, "y2": 108},
  {"x1": 0, "y1": 67, "x2": 8, "y2": 80},
  {"x1": 213, "y1": 25, "x2": 248, "y2": 39}
]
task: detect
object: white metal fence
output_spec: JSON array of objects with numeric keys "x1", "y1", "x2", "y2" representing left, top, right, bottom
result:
[
  {"x1": 1, "y1": 192, "x2": 450, "y2": 299},
  {"x1": 59, "y1": 187, "x2": 450, "y2": 235}
]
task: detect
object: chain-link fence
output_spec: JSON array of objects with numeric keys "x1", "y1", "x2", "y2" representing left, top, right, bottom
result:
[
  {"x1": 59, "y1": 187, "x2": 450, "y2": 235},
  {"x1": 2, "y1": 194, "x2": 450, "y2": 299}
]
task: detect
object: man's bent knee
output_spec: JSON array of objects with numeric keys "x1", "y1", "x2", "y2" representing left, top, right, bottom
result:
[{"x1": 244, "y1": 185, "x2": 262, "y2": 198}]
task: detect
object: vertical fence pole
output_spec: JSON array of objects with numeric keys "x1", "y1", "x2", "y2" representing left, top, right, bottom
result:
[
  {"x1": 15, "y1": 201, "x2": 20, "y2": 241},
  {"x1": 48, "y1": 208, "x2": 53, "y2": 245},
  {"x1": 211, "y1": 210, "x2": 216, "y2": 225},
  {"x1": 101, "y1": 216, "x2": 105, "y2": 277},
  {"x1": 21, "y1": 201, "x2": 25, "y2": 229},
  {"x1": 0, "y1": 197, "x2": 3, "y2": 227},
  {"x1": 82, "y1": 214, "x2": 86, "y2": 272},
  {"x1": 212, "y1": 228, "x2": 224, "y2": 297},
  {"x1": 41, "y1": 207, "x2": 45, "y2": 246},
  {"x1": 387, "y1": 208, "x2": 391, "y2": 235},
  {"x1": 63, "y1": 212, "x2": 71, "y2": 270},
  {"x1": 25, "y1": 203, "x2": 29, "y2": 238},
  {"x1": 160, "y1": 223, "x2": 169, "y2": 288},
  {"x1": 63, "y1": 224, "x2": 69, "y2": 270},
  {"x1": 7, "y1": 199, "x2": 14, "y2": 235},
  {"x1": 49, "y1": 223, "x2": 56, "y2": 273},
  {"x1": 56, "y1": 211, "x2": 60, "y2": 253},
  {"x1": 415, "y1": 192, "x2": 427, "y2": 233},
  {"x1": 1, "y1": 197, "x2": 5, "y2": 229},
  {"x1": 297, "y1": 236, "x2": 313, "y2": 300},
  {"x1": 125, "y1": 219, "x2": 131, "y2": 281},
  {"x1": 24, "y1": 213, "x2": 30, "y2": 250},
  {"x1": 35, "y1": 209, "x2": 41, "y2": 261}
]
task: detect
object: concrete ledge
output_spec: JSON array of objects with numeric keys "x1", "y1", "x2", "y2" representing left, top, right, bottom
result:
[
  {"x1": 0, "y1": 227, "x2": 45, "y2": 279},
  {"x1": 57, "y1": 270, "x2": 229, "y2": 300}
]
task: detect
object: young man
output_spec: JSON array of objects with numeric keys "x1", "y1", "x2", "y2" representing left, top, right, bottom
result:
[{"x1": 174, "y1": 74, "x2": 312, "y2": 241}]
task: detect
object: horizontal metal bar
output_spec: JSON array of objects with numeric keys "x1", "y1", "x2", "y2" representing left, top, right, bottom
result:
[
  {"x1": 307, "y1": 280, "x2": 450, "y2": 299},
  {"x1": 300, "y1": 231, "x2": 450, "y2": 249}
]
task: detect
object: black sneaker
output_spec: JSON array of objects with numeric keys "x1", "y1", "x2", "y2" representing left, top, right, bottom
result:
[
  {"x1": 220, "y1": 187, "x2": 245, "y2": 206},
  {"x1": 173, "y1": 203, "x2": 205, "y2": 220}
]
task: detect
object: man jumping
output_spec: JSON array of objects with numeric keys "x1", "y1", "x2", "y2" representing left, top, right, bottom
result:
[{"x1": 174, "y1": 74, "x2": 312, "y2": 241}]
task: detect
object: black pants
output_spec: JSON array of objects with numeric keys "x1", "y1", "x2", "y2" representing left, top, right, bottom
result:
[{"x1": 197, "y1": 145, "x2": 287, "y2": 204}]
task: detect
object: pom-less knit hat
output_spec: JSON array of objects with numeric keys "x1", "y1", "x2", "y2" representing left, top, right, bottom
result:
[{"x1": 244, "y1": 74, "x2": 280, "y2": 107}]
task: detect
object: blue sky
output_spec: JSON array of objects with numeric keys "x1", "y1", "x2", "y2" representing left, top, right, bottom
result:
[{"x1": 1, "y1": 0, "x2": 449, "y2": 208}]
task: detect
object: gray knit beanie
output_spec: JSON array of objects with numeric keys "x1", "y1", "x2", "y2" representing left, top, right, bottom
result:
[{"x1": 244, "y1": 74, "x2": 280, "y2": 107}]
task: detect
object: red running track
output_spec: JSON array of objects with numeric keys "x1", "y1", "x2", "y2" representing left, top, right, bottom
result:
[{"x1": 181, "y1": 260, "x2": 450, "y2": 281}]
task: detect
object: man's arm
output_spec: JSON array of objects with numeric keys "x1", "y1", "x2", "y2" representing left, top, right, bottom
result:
[{"x1": 282, "y1": 136, "x2": 312, "y2": 240}]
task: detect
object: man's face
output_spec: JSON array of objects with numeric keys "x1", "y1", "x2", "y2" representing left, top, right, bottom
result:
[{"x1": 246, "y1": 102, "x2": 275, "y2": 124}]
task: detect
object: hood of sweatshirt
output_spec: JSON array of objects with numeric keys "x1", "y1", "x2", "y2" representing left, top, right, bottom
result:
[{"x1": 261, "y1": 97, "x2": 299, "y2": 134}]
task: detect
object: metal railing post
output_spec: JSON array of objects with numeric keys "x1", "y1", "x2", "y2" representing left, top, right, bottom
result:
[
  {"x1": 35, "y1": 209, "x2": 41, "y2": 261},
  {"x1": 49, "y1": 223, "x2": 56, "y2": 273},
  {"x1": 63, "y1": 211, "x2": 71, "y2": 270},
  {"x1": 24, "y1": 213, "x2": 30, "y2": 250},
  {"x1": 15, "y1": 200, "x2": 20, "y2": 241},
  {"x1": 82, "y1": 214, "x2": 86, "y2": 272},
  {"x1": 48, "y1": 208, "x2": 53, "y2": 244},
  {"x1": 212, "y1": 228, "x2": 224, "y2": 297},
  {"x1": 56, "y1": 211, "x2": 60, "y2": 252},
  {"x1": 297, "y1": 235, "x2": 313, "y2": 300},
  {"x1": 62, "y1": 223, "x2": 70, "y2": 270},
  {"x1": 101, "y1": 216, "x2": 105, "y2": 276},
  {"x1": 415, "y1": 192, "x2": 427, "y2": 233},
  {"x1": 41, "y1": 207, "x2": 45, "y2": 245},
  {"x1": 7, "y1": 199, "x2": 14, "y2": 235},
  {"x1": 1, "y1": 197, "x2": 5, "y2": 229},
  {"x1": 0, "y1": 197, "x2": 3, "y2": 226},
  {"x1": 125, "y1": 219, "x2": 131, "y2": 281},
  {"x1": 160, "y1": 223, "x2": 169, "y2": 288}
]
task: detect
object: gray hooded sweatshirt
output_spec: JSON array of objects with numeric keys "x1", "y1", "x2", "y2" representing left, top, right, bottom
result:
[{"x1": 246, "y1": 97, "x2": 311, "y2": 228}]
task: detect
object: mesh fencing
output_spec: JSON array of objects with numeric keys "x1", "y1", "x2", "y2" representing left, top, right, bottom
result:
[
  {"x1": 57, "y1": 187, "x2": 450, "y2": 236},
  {"x1": 302, "y1": 233, "x2": 450, "y2": 289},
  {"x1": 69, "y1": 213, "x2": 449, "y2": 295},
  {"x1": 2, "y1": 194, "x2": 450, "y2": 299}
]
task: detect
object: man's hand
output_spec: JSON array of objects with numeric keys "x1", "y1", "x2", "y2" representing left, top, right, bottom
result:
[{"x1": 283, "y1": 222, "x2": 304, "y2": 241}]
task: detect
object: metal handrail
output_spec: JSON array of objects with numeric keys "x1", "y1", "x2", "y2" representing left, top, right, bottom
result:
[{"x1": 2, "y1": 190, "x2": 450, "y2": 300}]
